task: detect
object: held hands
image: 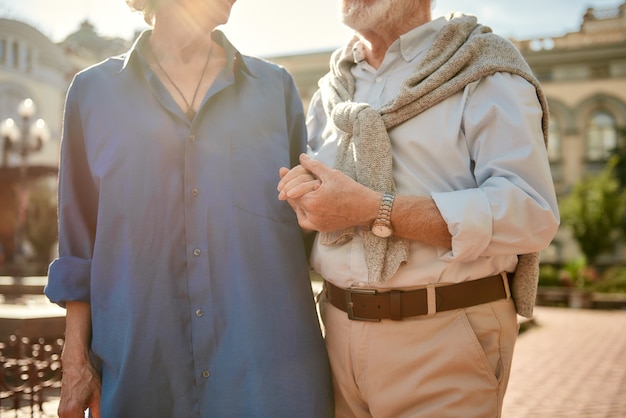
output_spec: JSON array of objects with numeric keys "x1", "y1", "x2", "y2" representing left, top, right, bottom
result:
[{"x1": 277, "y1": 153, "x2": 379, "y2": 232}]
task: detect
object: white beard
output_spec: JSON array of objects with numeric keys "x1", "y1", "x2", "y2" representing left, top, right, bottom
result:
[{"x1": 340, "y1": 0, "x2": 404, "y2": 31}]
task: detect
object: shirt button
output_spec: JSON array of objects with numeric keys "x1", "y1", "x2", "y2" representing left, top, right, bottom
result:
[
  {"x1": 201, "y1": 370, "x2": 210, "y2": 379},
  {"x1": 195, "y1": 309, "x2": 204, "y2": 317},
  {"x1": 188, "y1": 135, "x2": 196, "y2": 142},
  {"x1": 375, "y1": 77, "x2": 383, "y2": 83},
  {"x1": 193, "y1": 248, "x2": 201, "y2": 256},
  {"x1": 191, "y1": 188, "x2": 199, "y2": 196}
]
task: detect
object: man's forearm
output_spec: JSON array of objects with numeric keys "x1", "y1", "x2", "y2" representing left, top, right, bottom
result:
[{"x1": 391, "y1": 195, "x2": 452, "y2": 249}]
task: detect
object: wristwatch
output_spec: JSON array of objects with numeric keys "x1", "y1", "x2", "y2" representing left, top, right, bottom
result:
[{"x1": 371, "y1": 193, "x2": 395, "y2": 238}]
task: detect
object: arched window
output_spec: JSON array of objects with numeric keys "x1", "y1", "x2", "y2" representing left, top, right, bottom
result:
[
  {"x1": 586, "y1": 110, "x2": 617, "y2": 161},
  {"x1": 11, "y1": 40, "x2": 19, "y2": 69},
  {"x1": 547, "y1": 117, "x2": 562, "y2": 162},
  {"x1": 0, "y1": 39, "x2": 5, "y2": 64},
  {"x1": 25, "y1": 47, "x2": 33, "y2": 72}
]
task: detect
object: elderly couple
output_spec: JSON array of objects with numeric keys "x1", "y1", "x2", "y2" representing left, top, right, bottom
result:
[{"x1": 46, "y1": 0, "x2": 559, "y2": 417}]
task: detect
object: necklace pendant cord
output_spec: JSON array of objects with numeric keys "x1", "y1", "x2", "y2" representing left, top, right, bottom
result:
[{"x1": 149, "y1": 41, "x2": 214, "y2": 120}]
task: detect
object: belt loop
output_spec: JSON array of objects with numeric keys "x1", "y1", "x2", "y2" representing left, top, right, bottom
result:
[
  {"x1": 390, "y1": 290, "x2": 402, "y2": 321},
  {"x1": 426, "y1": 284, "x2": 437, "y2": 317},
  {"x1": 501, "y1": 272, "x2": 511, "y2": 299}
]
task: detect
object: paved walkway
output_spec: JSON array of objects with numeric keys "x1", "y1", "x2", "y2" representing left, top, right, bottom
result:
[
  {"x1": 3, "y1": 306, "x2": 626, "y2": 417},
  {"x1": 502, "y1": 306, "x2": 626, "y2": 418}
]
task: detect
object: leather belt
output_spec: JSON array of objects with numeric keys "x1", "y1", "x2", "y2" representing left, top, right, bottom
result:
[{"x1": 324, "y1": 274, "x2": 509, "y2": 321}]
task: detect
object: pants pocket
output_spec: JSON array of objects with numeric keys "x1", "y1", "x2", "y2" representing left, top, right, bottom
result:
[{"x1": 460, "y1": 298, "x2": 518, "y2": 383}]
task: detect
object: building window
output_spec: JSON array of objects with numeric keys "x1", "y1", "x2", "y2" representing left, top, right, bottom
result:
[
  {"x1": 585, "y1": 110, "x2": 617, "y2": 161},
  {"x1": 590, "y1": 64, "x2": 610, "y2": 79},
  {"x1": 548, "y1": 117, "x2": 562, "y2": 162},
  {"x1": 25, "y1": 47, "x2": 32, "y2": 72},
  {"x1": 12, "y1": 40, "x2": 19, "y2": 68},
  {"x1": 0, "y1": 39, "x2": 5, "y2": 64}
]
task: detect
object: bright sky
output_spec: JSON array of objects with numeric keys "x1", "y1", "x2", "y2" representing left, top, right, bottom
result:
[{"x1": 0, "y1": 0, "x2": 622, "y2": 57}]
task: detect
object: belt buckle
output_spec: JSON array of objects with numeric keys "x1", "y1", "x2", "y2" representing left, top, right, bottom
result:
[{"x1": 345, "y1": 287, "x2": 380, "y2": 322}]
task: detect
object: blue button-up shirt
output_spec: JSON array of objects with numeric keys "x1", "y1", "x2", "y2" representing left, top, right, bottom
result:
[{"x1": 46, "y1": 30, "x2": 333, "y2": 417}]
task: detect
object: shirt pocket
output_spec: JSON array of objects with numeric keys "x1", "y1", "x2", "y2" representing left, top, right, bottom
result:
[{"x1": 229, "y1": 131, "x2": 298, "y2": 223}]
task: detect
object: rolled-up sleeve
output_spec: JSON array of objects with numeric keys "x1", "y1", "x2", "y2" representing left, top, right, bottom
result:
[
  {"x1": 432, "y1": 188, "x2": 492, "y2": 261},
  {"x1": 433, "y1": 73, "x2": 559, "y2": 262},
  {"x1": 46, "y1": 256, "x2": 92, "y2": 306},
  {"x1": 45, "y1": 75, "x2": 98, "y2": 307}
]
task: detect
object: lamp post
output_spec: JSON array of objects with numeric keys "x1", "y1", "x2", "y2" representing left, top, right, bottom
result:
[{"x1": 0, "y1": 98, "x2": 50, "y2": 265}]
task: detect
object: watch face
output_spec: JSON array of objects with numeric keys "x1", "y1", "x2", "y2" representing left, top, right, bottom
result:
[{"x1": 372, "y1": 222, "x2": 393, "y2": 238}]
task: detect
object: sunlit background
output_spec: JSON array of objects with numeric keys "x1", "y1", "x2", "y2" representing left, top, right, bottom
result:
[
  {"x1": 0, "y1": 0, "x2": 621, "y2": 57},
  {"x1": 1, "y1": 0, "x2": 626, "y2": 416}
]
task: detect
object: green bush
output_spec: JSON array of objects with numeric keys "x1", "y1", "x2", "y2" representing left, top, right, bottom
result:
[
  {"x1": 538, "y1": 264, "x2": 565, "y2": 287},
  {"x1": 591, "y1": 266, "x2": 626, "y2": 293},
  {"x1": 559, "y1": 157, "x2": 626, "y2": 265}
]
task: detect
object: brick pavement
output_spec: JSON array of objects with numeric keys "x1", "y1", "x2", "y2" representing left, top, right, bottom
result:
[
  {"x1": 502, "y1": 306, "x2": 626, "y2": 418},
  {"x1": 4, "y1": 306, "x2": 625, "y2": 417}
]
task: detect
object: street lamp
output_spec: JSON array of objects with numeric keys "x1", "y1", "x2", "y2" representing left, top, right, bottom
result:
[{"x1": 0, "y1": 98, "x2": 50, "y2": 264}]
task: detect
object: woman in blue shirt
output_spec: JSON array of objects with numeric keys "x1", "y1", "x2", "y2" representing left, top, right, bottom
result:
[{"x1": 45, "y1": 0, "x2": 333, "y2": 416}]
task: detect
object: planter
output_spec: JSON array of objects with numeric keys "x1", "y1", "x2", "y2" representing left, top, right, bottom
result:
[
  {"x1": 591, "y1": 292, "x2": 626, "y2": 310},
  {"x1": 568, "y1": 288, "x2": 593, "y2": 309},
  {"x1": 535, "y1": 286, "x2": 570, "y2": 307},
  {"x1": 535, "y1": 286, "x2": 595, "y2": 309}
]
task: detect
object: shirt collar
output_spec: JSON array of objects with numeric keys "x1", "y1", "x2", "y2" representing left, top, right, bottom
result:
[
  {"x1": 117, "y1": 29, "x2": 253, "y2": 77},
  {"x1": 352, "y1": 17, "x2": 448, "y2": 65},
  {"x1": 396, "y1": 16, "x2": 448, "y2": 62},
  {"x1": 351, "y1": 16, "x2": 448, "y2": 65},
  {"x1": 118, "y1": 29, "x2": 150, "y2": 73}
]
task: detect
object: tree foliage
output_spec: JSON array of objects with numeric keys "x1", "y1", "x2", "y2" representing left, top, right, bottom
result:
[
  {"x1": 610, "y1": 127, "x2": 626, "y2": 237},
  {"x1": 24, "y1": 179, "x2": 58, "y2": 265},
  {"x1": 611, "y1": 127, "x2": 626, "y2": 190},
  {"x1": 559, "y1": 156, "x2": 626, "y2": 265}
]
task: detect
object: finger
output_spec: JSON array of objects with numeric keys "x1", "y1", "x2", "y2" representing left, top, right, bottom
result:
[
  {"x1": 297, "y1": 215, "x2": 316, "y2": 231},
  {"x1": 278, "y1": 172, "x2": 318, "y2": 200},
  {"x1": 293, "y1": 206, "x2": 314, "y2": 230},
  {"x1": 90, "y1": 389, "x2": 102, "y2": 418},
  {"x1": 299, "y1": 154, "x2": 329, "y2": 179},
  {"x1": 57, "y1": 386, "x2": 87, "y2": 418},
  {"x1": 286, "y1": 179, "x2": 321, "y2": 199},
  {"x1": 278, "y1": 167, "x2": 290, "y2": 179},
  {"x1": 277, "y1": 167, "x2": 293, "y2": 198},
  {"x1": 277, "y1": 165, "x2": 308, "y2": 191},
  {"x1": 92, "y1": 402, "x2": 101, "y2": 418}
]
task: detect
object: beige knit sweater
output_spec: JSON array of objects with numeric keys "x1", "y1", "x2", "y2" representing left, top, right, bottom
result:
[{"x1": 318, "y1": 13, "x2": 549, "y2": 318}]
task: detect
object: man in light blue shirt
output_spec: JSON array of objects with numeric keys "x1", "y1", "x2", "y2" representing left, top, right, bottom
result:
[{"x1": 278, "y1": 1, "x2": 559, "y2": 416}]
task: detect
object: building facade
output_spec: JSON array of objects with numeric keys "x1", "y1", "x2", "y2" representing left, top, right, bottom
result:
[
  {"x1": 512, "y1": 3, "x2": 626, "y2": 264},
  {"x1": 0, "y1": 18, "x2": 128, "y2": 265},
  {"x1": 0, "y1": 18, "x2": 70, "y2": 264}
]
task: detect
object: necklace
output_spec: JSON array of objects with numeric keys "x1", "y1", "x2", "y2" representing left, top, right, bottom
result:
[{"x1": 149, "y1": 42, "x2": 213, "y2": 120}]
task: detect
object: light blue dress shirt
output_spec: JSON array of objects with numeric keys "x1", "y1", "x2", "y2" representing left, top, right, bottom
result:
[
  {"x1": 307, "y1": 18, "x2": 559, "y2": 290},
  {"x1": 46, "y1": 30, "x2": 333, "y2": 418}
]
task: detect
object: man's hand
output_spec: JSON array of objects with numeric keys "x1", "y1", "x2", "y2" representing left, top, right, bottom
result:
[{"x1": 278, "y1": 154, "x2": 379, "y2": 232}]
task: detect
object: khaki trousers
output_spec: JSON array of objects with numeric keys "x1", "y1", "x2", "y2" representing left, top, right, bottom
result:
[{"x1": 319, "y1": 295, "x2": 519, "y2": 418}]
